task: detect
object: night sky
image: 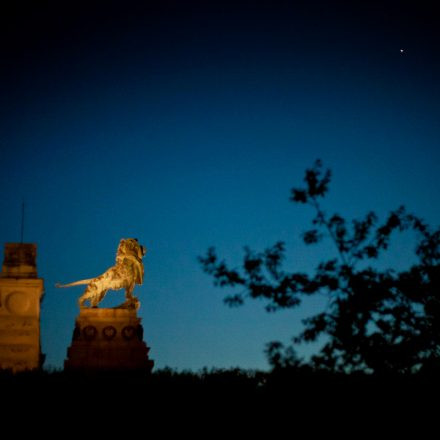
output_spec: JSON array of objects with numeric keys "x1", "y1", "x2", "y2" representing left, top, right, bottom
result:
[{"x1": 1, "y1": 1, "x2": 439, "y2": 371}]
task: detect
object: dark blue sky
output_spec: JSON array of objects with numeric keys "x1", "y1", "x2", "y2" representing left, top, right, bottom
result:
[{"x1": 1, "y1": 1, "x2": 439, "y2": 371}]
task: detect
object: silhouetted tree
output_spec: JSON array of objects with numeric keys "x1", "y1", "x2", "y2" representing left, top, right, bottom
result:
[{"x1": 199, "y1": 160, "x2": 440, "y2": 374}]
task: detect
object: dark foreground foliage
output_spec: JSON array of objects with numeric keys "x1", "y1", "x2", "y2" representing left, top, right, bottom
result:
[
  {"x1": 2, "y1": 367, "x2": 439, "y2": 432},
  {"x1": 2, "y1": 366, "x2": 440, "y2": 404},
  {"x1": 2, "y1": 368, "x2": 436, "y2": 435}
]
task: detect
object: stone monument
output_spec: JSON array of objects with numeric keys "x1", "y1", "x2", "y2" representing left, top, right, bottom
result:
[
  {"x1": 59, "y1": 238, "x2": 154, "y2": 373},
  {"x1": 0, "y1": 243, "x2": 44, "y2": 372}
]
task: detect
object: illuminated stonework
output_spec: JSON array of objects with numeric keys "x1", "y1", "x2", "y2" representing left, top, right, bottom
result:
[
  {"x1": 0, "y1": 243, "x2": 44, "y2": 372},
  {"x1": 64, "y1": 308, "x2": 154, "y2": 372},
  {"x1": 57, "y1": 238, "x2": 146, "y2": 309}
]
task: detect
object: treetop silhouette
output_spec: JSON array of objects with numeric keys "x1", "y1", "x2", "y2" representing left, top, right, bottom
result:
[{"x1": 199, "y1": 160, "x2": 440, "y2": 374}]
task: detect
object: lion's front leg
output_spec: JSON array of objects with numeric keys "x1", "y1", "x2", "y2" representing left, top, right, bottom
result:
[{"x1": 123, "y1": 283, "x2": 140, "y2": 310}]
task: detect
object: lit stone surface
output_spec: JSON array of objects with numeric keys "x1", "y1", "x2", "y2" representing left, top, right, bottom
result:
[
  {"x1": 64, "y1": 307, "x2": 154, "y2": 372},
  {"x1": 57, "y1": 238, "x2": 146, "y2": 310},
  {"x1": 0, "y1": 244, "x2": 44, "y2": 372}
]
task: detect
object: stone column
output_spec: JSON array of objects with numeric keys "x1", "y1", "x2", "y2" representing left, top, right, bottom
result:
[
  {"x1": 64, "y1": 308, "x2": 154, "y2": 373},
  {"x1": 0, "y1": 243, "x2": 44, "y2": 372}
]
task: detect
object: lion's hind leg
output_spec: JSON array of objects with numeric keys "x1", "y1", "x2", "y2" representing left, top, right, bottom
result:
[
  {"x1": 78, "y1": 282, "x2": 104, "y2": 308},
  {"x1": 78, "y1": 294, "x2": 87, "y2": 308},
  {"x1": 89, "y1": 289, "x2": 109, "y2": 308}
]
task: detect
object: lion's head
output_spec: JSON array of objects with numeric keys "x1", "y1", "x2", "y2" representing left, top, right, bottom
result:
[{"x1": 117, "y1": 238, "x2": 146, "y2": 259}]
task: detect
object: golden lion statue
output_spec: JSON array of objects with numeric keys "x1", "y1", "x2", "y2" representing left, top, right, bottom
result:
[{"x1": 56, "y1": 238, "x2": 146, "y2": 310}]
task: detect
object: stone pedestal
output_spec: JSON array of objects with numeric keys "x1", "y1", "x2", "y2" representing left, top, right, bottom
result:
[
  {"x1": 0, "y1": 243, "x2": 44, "y2": 372},
  {"x1": 64, "y1": 308, "x2": 154, "y2": 373}
]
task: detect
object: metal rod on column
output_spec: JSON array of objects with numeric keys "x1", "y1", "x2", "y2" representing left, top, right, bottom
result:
[{"x1": 21, "y1": 200, "x2": 25, "y2": 243}]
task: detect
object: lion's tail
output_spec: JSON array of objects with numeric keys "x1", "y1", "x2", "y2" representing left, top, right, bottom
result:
[{"x1": 55, "y1": 279, "x2": 93, "y2": 288}]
